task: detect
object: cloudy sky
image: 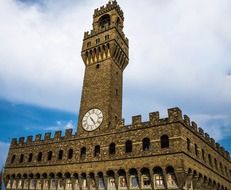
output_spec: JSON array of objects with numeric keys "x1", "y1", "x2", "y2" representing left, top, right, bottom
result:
[{"x1": 0, "y1": 0, "x2": 231, "y2": 168}]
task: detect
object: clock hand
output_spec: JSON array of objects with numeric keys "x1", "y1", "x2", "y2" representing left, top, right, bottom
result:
[{"x1": 90, "y1": 116, "x2": 96, "y2": 124}]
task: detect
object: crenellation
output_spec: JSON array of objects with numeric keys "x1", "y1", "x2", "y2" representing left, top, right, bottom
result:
[
  {"x1": 132, "y1": 115, "x2": 142, "y2": 126},
  {"x1": 65, "y1": 129, "x2": 73, "y2": 139},
  {"x1": 19, "y1": 137, "x2": 25, "y2": 145},
  {"x1": 93, "y1": 1, "x2": 124, "y2": 20},
  {"x1": 191, "y1": 121, "x2": 198, "y2": 131},
  {"x1": 11, "y1": 138, "x2": 17, "y2": 146},
  {"x1": 44, "y1": 132, "x2": 51, "y2": 141},
  {"x1": 54, "y1": 131, "x2": 62, "y2": 140},
  {"x1": 35, "y1": 134, "x2": 41, "y2": 142},
  {"x1": 205, "y1": 133, "x2": 210, "y2": 142},
  {"x1": 168, "y1": 107, "x2": 183, "y2": 122},
  {"x1": 183, "y1": 114, "x2": 190, "y2": 126},
  {"x1": 149, "y1": 111, "x2": 160, "y2": 125},
  {"x1": 117, "y1": 119, "x2": 125, "y2": 128},
  {"x1": 26, "y1": 136, "x2": 33, "y2": 144},
  {"x1": 198, "y1": 128, "x2": 204, "y2": 137},
  {"x1": 210, "y1": 138, "x2": 215, "y2": 147}
]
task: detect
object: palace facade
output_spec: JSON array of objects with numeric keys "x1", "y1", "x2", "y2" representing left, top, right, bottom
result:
[{"x1": 3, "y1": 1, "x2": 231, "y2": 190}]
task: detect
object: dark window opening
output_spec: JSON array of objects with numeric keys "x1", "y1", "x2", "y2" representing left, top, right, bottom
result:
[
  {"x1": 87, "y1": 42, "x2": 91, "y2": 47},
  {"x1": 11, "y1": 155, "x2": 16, "y2": 163},
  {"x1": 208, "y1": 154, "x2": 212, "y2": 166},
  {"x1": 94, "y1": 145, "x2": 100, "y2": 157},
  {"x1": 214, "y1": 158, "x2": 218, "y2": 169},
  {"x1": 28, "y1": 153, "x2": 33, "y2": 162},
  {"x1": 161, "y1": 135, "x2": 169, "y2": 148},
  {"x1": 105, "y1": 35, "x2": 110, "y2": 40},
  {"x1": 47, "y1": 151, "x2": 52, "y2": 161},
  {"x1": 58, "y1": 150, "x2": 63, "y2": 160},
  {"x1": 37, "y1": 152, "x2": 42, "y2": 162},
  {"x1": 125, "y1": 140, "x2": 132, "y2": 153},
  {"x1": 187, "y1": 138, "x2": 190, "y2": 151},
  {"x1": 143, "y1": 138, "x2": 150, "y2": 151},
  {"x1": 68, "y1": 149, "x2": 73, "y2": 159},
  {"x1": 96, "y1": 64, "x2": 100, "y2": 69},
  {"x1": 80, "y1": 147, "x2": 86, "y2": 159},
  {"x1": 109, "y1": 143, "x2": 116, "y2": 155},
  {"x1": 202, "y1": 149, "x2": 205, "y2": 161},
  {"x1": 96, "y1": 38, "x2": 100, "y2": 44},
  {"x1": 19, "y1": 154, "x2": 24, "y2": 163},
  {"x1": 116, "y1": 89, "x2": 118, "y2": 96},
  {"x1": 99, "y1": 14, "x2": 111, "y2": 28},
  {"x1": 195, "y1": 144, "x2": 198, "y2": 157}
]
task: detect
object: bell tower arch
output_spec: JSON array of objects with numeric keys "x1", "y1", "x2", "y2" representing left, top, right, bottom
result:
[{"x1": 77, "y1": 0, "x2": 129, "y2": 137}]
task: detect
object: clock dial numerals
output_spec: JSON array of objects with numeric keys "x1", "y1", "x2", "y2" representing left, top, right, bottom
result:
[{"x1": 82, "y1": 109, "x2": 103, "y2": 131}]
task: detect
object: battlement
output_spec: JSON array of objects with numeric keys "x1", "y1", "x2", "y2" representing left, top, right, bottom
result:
[
  {"x1": 10, "y1": 129, "x2": 74, "y2": 147},
  {"x1": 119, "y1": 107, "x2": 230, "y2": 160},
  {"x1": 93, "y1": 0, "x2": 124, "y2": 20},
  {"x1": 10, "y1": 108, "x2": 230, "y2": 160}
]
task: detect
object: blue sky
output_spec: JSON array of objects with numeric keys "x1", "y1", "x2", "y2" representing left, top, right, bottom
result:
[{"x1": 0, "y1": 0, "x2": 231, "y2": 168}]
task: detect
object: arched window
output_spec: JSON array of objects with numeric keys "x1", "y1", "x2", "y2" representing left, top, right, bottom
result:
[
  {"x1": 28, "y1": 153, "x2": 33, "y2": 162},
  {"x1": 99, "y1": 14, "x2": 111, "y2": 28},
  {"x1": 11, "y1": 155, "x2": 16, "y2": 163},
  {"x1": 202, "y1": 149, "x2": 205, "y2": 161},
  {"x1": 19, "y1": 154, "x2": 24, "y2": 163},
  {"x1": 166, "y1": 166, "x2": 177, "y2": 188},
  {"x1": 153, "y1": 167, "x2": 164, "y2": 188},
  {"x1": 37, "y1": 152, "x2": 42, "y2": 162},
  {"x1": 161, "y1": 135, "x2": 169, "y2": 148},
  {"x1": 125, "y1": 140, "x2": 132, "y2": 153},
  {"x1": 68, "y1": 149, "x2": 73, "y2": 159},
  {"x1": 58, "y1": 150, "x2": 63, "y2": 160},
  {"x1": 94, "y1": 145, "x2": 100, "y2": 157},
  {"x1": 208, "y1": 154, "x2": 212, "y2": 166},
  {"x1": 214, "y1": 158, "x2": 218, "y2": 169},
  {"x1": 142, "y1": 138, "x2": 150, "y2": 151},
  {"x1": 80, "y1": 147, "x2": 86, "y2": 159},
  {"x1": 47, "y1": 151, "x2": 52, "y2": 161},
  {"x1": 109, "y1": 143, "x2": 116, "y2": 155},
  {"x1": 187, "y1": 138, "x2": 190, "y2": 151},
  {"x1": 195, "y1": 144, "x2": 198, "y2": 157}
]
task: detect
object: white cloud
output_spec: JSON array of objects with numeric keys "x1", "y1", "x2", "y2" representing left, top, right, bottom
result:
[
  {"x1": 0, "y1": 0, "x2": 231, "y2": 143},
  {"x1": 0, "y1": 142, "x2": 9, "y2": 169}
]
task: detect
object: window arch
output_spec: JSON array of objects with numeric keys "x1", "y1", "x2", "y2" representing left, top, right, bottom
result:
[
  {"x1": 68, "y1": 149, "x2": 73, "y2": 159},
  {"x1": 11, "y1": 155, "x2": 16, "y2": 163},
  {"x1": 202, "y1": 149, "x2": 205, "y2": 161},
  {"x1": 125, "y1": 140, "x2": 132, "y2": 153},
  {"x1": 80, "y1": 147, "x2": 86, "y2": 159},
  {"x1": 47, "y1": 151, "x2": 52, "y2": 161},
  {"x1": 161, "y1": 135, "x2": 169, "y2": 148},
  {"x1": 109, "y1": 143, "x2": 116, "y2": 155},
  {"x1": 94, "y1": 145, "x2": 100, "y2": 157},
  {"x1": 58, "y1": 150, "x2": 63, "y2": 160},
  {"x1": 187, "y1": 138, "x2": 190, "y2": 151},
  {"x1": 28, "y1": 153, "x2": 33, "y2": 162},
  {"x1": 37, "y1": 152, "x2": 42, "y2": 162},
  {"x1": 166, "y1": 166, "x2": 177, "y2": 188},
  {"x1": 99, "y1": 14, "x2": 111, "y2": 28},
  {"x1": 19, "y1": 154, "x2": 24, "y2": 163},
  {"x1": 142, "y1": 138, "x2": 150, "y2": 151},
  {"x1": 195, "y1": 144, "x2": 198, "y2": 157},
  {"x1": 208, "y1": 154, "x2": 212, "y2": 166}
]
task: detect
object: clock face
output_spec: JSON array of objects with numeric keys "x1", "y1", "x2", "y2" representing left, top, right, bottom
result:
[{"x1": 82, "y1": 108, "x2": 103, "y2": 131}]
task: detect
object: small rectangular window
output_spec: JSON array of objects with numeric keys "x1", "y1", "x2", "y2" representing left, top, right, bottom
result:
[
  {"x1": 105, "y1": 35, "x2": 110, "y2": 40},
  {"x1": 96, "y1": 38, "x2": 100, "y2": 44},
  {"x1": 87, "y1": 42, "x2": 91, "y2": 47}
]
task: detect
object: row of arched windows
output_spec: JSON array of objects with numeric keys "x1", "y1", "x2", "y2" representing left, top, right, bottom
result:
[
  {"x1": 186, "y1": 138, "x2": 230, "y2": 178},
  {"x1": 10, "y1": 135, "x2": 170, "y2": 164}
]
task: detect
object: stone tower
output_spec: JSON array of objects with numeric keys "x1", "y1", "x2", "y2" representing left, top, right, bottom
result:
[{"x1": 77, "y1": 0, "x2": 129, "y2": 137}]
